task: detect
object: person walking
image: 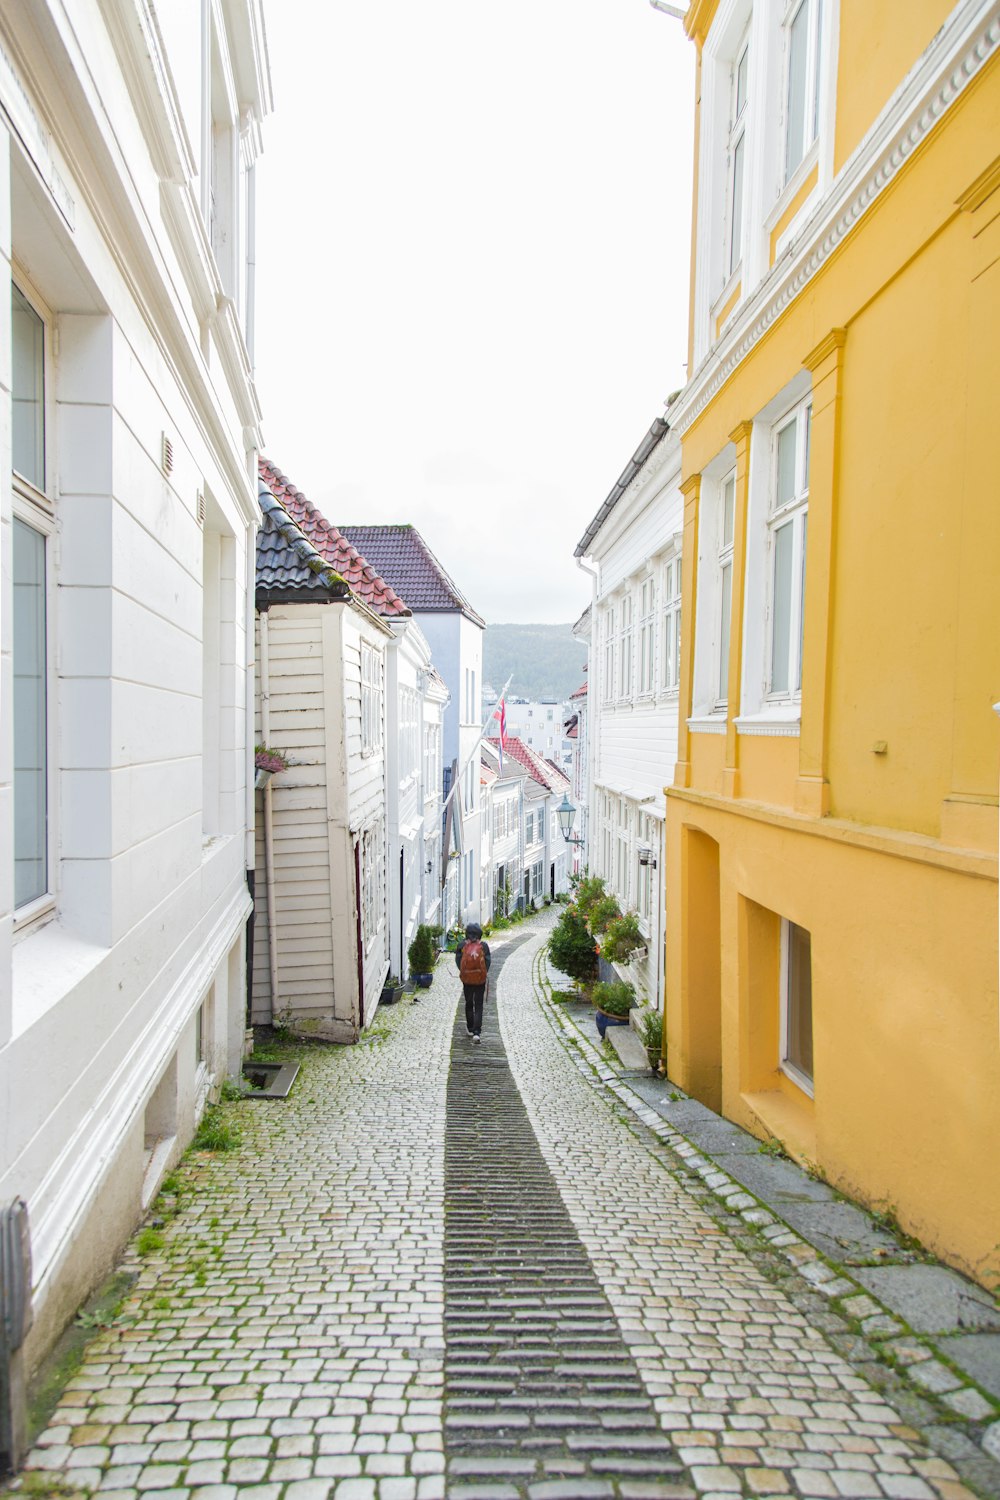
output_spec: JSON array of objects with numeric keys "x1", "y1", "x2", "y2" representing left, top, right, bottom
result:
[{"x1": 455, "y1": 923, "x2": 492, "y2": 1043}]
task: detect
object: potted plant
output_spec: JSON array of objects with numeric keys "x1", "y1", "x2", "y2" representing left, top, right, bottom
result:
[
  {"x1": 639, "y1": 1008, "x2": 664, "y2": 1072},
  {"x1": 591, "y1": 979, "x2": 635, "y2": 1038},
  {"x1": 407, "y1": 925, "x2": 436, "y2": 988},
  {"x1": 380, "y1": 973, "x2": 405, "y2": 1006},
  {"x1": 588, "y1": 893, "x2": 622, "y2": 936},
  {"x1": 254, "y1": 745, "x2": 288, "y2": 790},
  {"x1": 601, "y1": 911, "x2": 645, "y2": 966}
]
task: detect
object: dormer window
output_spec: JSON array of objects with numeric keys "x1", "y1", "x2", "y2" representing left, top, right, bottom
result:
[{"x1": 784, "y1": 0, "x2": 823, "y2": 182}]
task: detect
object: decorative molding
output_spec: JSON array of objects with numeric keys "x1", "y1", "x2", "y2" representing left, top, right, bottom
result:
[
  {"x1": 96, "y1": 0, "x2": 197, "y2": 185},
  {"x1": 687, "y1": 714, "x2": 727, "y2": 735},
  {"x1": 803, "y1": 327, "x2": 847, "y2": 371},
  {"x1": 956, "y1": 153, "x2": 1000, "y2": 211},
  {"x1": 728, "y1": 418, "x2": 753, "y2": 446},
  {"x1": 734, "y1": 715, "x2": 801, "y2": 737},
  {"x1": 670, "y1": 0, "x2": 1000, "y2": 438}
]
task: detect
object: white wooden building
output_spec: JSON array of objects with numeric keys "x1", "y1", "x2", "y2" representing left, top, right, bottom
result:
[
  {"x1": 0, "y1": 0, "x2": 270, "y2": 1376},
  {"x1": 253, "y1": 467, "x2": 412, "y2": 1039},
  {"x1": 574, "y1": 417, "x2": 683, "y2": 1009}
]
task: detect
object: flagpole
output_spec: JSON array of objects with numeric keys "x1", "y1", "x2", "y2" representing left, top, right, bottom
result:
[{"x1": 441, "y1": 673, "x2": 513, "y2": 822}]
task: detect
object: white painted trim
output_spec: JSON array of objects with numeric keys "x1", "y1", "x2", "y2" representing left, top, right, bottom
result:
[
  {"x1": 734, "y1": 714, "x2": 801, "y2": 736},
  {"x1": 30, "y1": 882, "x2": 251, "y2": 1300},
  {"x1": 673, "y1": 0, "x2": 1000, "y2": 437},
  {"x1": 687, "y1": 714, "x2": 727, "y2": 735}
]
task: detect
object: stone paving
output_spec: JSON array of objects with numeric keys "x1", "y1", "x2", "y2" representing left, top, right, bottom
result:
[{"x1": 8, "y1": 916, "x2": 998, "y2": 1500}]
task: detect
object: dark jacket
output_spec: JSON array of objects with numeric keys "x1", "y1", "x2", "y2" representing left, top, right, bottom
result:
[{"x1": 455, "y1": 940, "x2": 492, "y2": 983}]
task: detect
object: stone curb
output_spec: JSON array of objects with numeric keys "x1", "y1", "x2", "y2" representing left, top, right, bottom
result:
[{"x1": 534, "y1": 944, "x2": 1000, "y2": 1498}]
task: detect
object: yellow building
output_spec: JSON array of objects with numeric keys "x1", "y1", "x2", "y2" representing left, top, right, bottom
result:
[{"x1": 665, "y1": 0, "x2": 1000, "y2": 1286}]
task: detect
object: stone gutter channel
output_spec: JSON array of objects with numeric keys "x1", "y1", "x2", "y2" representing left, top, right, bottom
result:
[{"x1": 535, "y1": 946, "x2": 1000, "y2": 1500}]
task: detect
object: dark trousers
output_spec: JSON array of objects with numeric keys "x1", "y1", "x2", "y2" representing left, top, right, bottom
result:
[{"x1": 464, "y1": 983, "x2": 487, "y2": 1035}]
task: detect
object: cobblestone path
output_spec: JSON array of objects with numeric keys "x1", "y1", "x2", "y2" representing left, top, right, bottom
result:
[
  {"x1": 12, "y1": 919, "x2": 982, "y2": 1500},
  {"x1": 444, "y1": 938, "x2": 688, "y2": 1498}
]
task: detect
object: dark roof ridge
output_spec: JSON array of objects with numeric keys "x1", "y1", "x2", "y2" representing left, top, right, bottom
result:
[
  {"x1": 257, "y1": 481, "x2": 349, "y2": 597},
  {"x1": 575, "y1": 415, "x2": 670, "y2": 559}
]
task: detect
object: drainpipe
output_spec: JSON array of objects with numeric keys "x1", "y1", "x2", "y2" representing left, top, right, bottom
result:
[
  {"x1": 575, "y1": 554, "x2": 599, "y2": 865},
  {"x1": 259, "y1": 609, "x2": 280, "y2": 1020}
]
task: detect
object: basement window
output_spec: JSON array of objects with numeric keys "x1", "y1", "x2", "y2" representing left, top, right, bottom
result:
[{"x1": 780, "y1": 918, "x2": 814, "y2": 1095}]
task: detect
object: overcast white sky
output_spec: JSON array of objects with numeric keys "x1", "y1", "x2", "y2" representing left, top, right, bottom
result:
[{"x1": 254, "y1": 2, "x2": 694, "y2": 626}]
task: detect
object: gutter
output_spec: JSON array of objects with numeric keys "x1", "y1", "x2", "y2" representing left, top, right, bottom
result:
[{"x1": 574, "y1": 416, "x2": 670, "y2": 557}]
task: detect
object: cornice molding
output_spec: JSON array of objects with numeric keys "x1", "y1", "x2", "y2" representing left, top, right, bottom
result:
[
  {"x1": 728, "y1": 419, "x2": 753, "y2": 447},
  {"x1": 96, "y1": 0, "x2": 197, "y2": 185},
  {"x1": 803, "y1": 327, "x2": 847, "y2": 371},
  {"x1": 670, "y1": 0, "x2": 1000, "y2": 438},
  {"x1": 680, "y1": 473, "x2": 702, "y2": 499}
]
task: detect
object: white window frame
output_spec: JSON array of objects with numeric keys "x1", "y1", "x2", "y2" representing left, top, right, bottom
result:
[
  {"x1": 361, "y1": 819, "x2": 385, "y2": 947},
  {"x1": 782, "y1": 0, "x2": 823, "y2": 185},
  {"x1": 765, "y1": 398, "x2": 811, "y2": 704},
  {"x1": 780, "y1": 917, "x2": 814, "y2": 1096},
  {"x1": 617, "y1": 592, "x2": 634, "y2": 703},
  {"x1": 637, "y1": 576, "x2": 656, "y2": 697},
  {"x1": 602, "y1": 604, "x2": 616, "y2": 704},
  {"x1": 361, "y1": 641, "x2": 382, "y2": 755},
  {"x1": 726, "y1": 29, "x2": 750, "y2": 281},
  {"x1": 716, "y1": 468, "x2": 736, "y2": 710},
  {"x1": 660, "y1": 554, "x2": 682, "y2": 696},
  {"x1": 12, "y1": 273, "x2": 57, "y2": 931}
]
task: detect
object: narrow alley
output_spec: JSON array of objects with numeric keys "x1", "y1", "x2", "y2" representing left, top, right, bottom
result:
[{"x1": 14, "y1": 920, "x2": 991, "y2": 1500}]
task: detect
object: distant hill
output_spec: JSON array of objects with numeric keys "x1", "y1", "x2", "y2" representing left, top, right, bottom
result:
[{"x1": 483, "y1": 623, "x2": 588, "y2": 703}]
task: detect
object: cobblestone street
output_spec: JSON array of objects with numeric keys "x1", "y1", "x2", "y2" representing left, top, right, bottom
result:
[{"x1": 13, "y1": 919, "x2": 996, "y2": 1500}]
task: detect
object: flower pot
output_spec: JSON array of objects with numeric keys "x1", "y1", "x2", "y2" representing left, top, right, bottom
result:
[
  {"x1": 415, "y1": 973, "x2": 433, "y2": 989},
  {"x1": 254, "y1": 768, "x2": 273, "y2": 790},
  {"x1": 380, "y1": 986, "x2": 404, "y2": 1006},
  {"x1": 595, "y1": 1008, "x2": 629, "y2": 1038}
]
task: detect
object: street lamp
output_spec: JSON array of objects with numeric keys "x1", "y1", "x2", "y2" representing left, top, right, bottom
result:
[{"x1": 556, "y1": 793, "x2": 585, "y2": 846}]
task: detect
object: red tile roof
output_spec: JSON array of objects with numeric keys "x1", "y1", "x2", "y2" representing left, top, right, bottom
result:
[
  {"x1": 488, "y1": 737, "x2": 570, "y2": 794},
  {"x1": 259, "y1": 458, "x2": 410, "y2": 618},
  {"x1": 337, "y1": 525, "x2": 485, "y2": 627},
  {"x1": 570, "y1": 682, "x2": 588, "y2": 700}
]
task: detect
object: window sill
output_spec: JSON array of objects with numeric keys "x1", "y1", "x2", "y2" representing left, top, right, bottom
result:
[
  {"x1": 766, "y1": 139, "x2": 820, "y2": 235},
  {"x1": 734, "y1": 712, "x2": 801, "y2": 737},
  {"x1": 687, "y1": 714, "x2": 727, "y2": 736},
  {"x1": 742, "y1": 1081, "x2": 816, "y2": 1163},
  {"x1": 13, "y1": 894, "x2": 56, "y2": 941},
  {"x1": 712, "y1": 261, "x2": 743, "y2": 332}
]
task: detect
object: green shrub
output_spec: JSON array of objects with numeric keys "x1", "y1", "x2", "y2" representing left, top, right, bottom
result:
[
  {"x1": 592, "y1": 979, "x2": 635, "y2": 1016},
  {"x1": 574, "y1": 874, "x2": 607, "y2": 921},
  {"x1": 548, "y1": 906, "x2": 598, "y2": 986},
  {"x1": 601, "y1": 910, "x2": 644, "y2": 964},
  {"x1": 588, "y1": 893, "x2": 622, "y2": 935},
  {"x1": 407, "y1": 924, "x2": 436, "y2": 975}
]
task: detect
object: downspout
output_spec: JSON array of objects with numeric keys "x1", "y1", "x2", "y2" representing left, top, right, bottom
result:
[
  {"x1": 259, "y1": 608, "x2": 281, "y2": 1020},
  {"x1": 245, "y1": 520, "x2": 257, "y2": 1034}
]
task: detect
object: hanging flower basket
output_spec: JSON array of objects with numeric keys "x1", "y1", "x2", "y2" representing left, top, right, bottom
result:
[{"x1": 255, "y1": 745, "x2": 288, "y2": 791}]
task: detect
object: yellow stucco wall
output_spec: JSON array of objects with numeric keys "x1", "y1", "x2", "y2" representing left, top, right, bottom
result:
[{"x1": 668, "y1": 18, "x2": 1000, "y2": 1284}]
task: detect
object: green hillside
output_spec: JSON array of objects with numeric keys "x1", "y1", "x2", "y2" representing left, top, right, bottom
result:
[{"x1": 483, "y1": 623, "x2": 588, "y2": 703}]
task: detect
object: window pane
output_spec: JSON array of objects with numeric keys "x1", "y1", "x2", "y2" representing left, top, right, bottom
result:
[
  {"x1": 13, "y1": 519, "x2": 47, "y2": 906},
  {"x1": 776, "y1": 420, "x2": 797, "y2": 507},
  {"x1": 730, "y1": 132, "x2": 745, "y2": 275},
  {"x1": 719, "y1": 560, "x2": 732, "y2": 699},
  {"x1": 723, "y1": 474, "x2": 735, "y2": 547},
  {"x1": 785, "y1": 921, "x2": 814, "y2": 1081},
  {"x1": 771, "y1": 520, "x2": 793, "y2": 694},
  {"x1": 785, "y1": 0, "x2": 810, "y2": 179},
  {"x1": 12, "y1": 285, "x2": 45, "y2": 489},
  {"x1": 736, "y1": 43, "x2": 749, "y2": 118}
]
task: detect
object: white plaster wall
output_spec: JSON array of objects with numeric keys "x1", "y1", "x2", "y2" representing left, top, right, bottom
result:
[{"x1": 0, "y1": 0, "x2": 267, "y2": 1371}]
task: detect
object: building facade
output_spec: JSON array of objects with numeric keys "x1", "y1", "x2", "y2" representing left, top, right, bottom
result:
[
  {"x1": 0, "y1": 0, "x2": 270, "y2": 1371},
  {"x1": 665, "y1": 0, "x2": 1000, "y2": 1284},
  {"x1": 576, "y1": 420, "x2": 684, "y2": 1010}
]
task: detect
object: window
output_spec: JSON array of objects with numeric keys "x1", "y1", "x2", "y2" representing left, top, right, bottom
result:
[
  {"x1": 638, "y1": 577, "x2": 656, "y2": 696},
  {"x1": 525, "y1": 812, "x2": 534, "y2": 844},
  {"x1": 602, "y1": 605, "x2": 616, "y2": 703},
  {"x1": 615, "y1": 798, "x2": 631, "y2": 905},
  {"x1": 660, "y1": 558, "x2": 682, "y2": 694},
  {"x1": 784, "y1": 0, "x2": 822, "y2": 182},
  {"x1": 12, "y1": 282, "x2": 52, "y2": 916},
  {"x1": 637, "y1": 814, "x2": 654, "y2": 923},
  {"x1": 618, "y1": 594, "x2": 634, "y2": 700},
  {"x1": 767, "y1": 400, "x2": 811, "y2": 699},
  {"x1": 361, "y1": 641, "x2": 382, "y2": 753},
  {"x1": 361, "y1": 820, "x2": 385, "y2": 946},
  {"x1": 718, "y1": 469, "x2": 736, "y2": 705},
  {"x1": 727, "y1": 33, "x2": 750, "y2": 277},
  {"x1": 400, "y1": 688, "x2": 419, "y2": 780},
  {"x1": 423, "y1": 722, "x2": 441, "y2": 802},
  {"x1": 781, "y1": 919, "x2": 814, "y2": 1092},
  {"x1": 531, "y1": 860, "x2": 544, "y2": 900}
]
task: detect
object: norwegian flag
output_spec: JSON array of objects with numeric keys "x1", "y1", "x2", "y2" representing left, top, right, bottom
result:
[{"x1": 494, "y1": 698, "x2": 506, "y2": 778}]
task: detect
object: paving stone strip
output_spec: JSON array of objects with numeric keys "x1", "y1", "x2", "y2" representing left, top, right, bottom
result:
[
  {"x1": 499, "y1": 927, "x2": 985, "y2": 1500},
  {"x1": 444, "y1": 937, "x2": 693, "y2": 1500}
]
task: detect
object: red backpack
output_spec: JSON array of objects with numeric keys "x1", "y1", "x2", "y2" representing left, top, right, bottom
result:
[{"x1": 460, "y1": 940, "x2": 488, "y2": 985}]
